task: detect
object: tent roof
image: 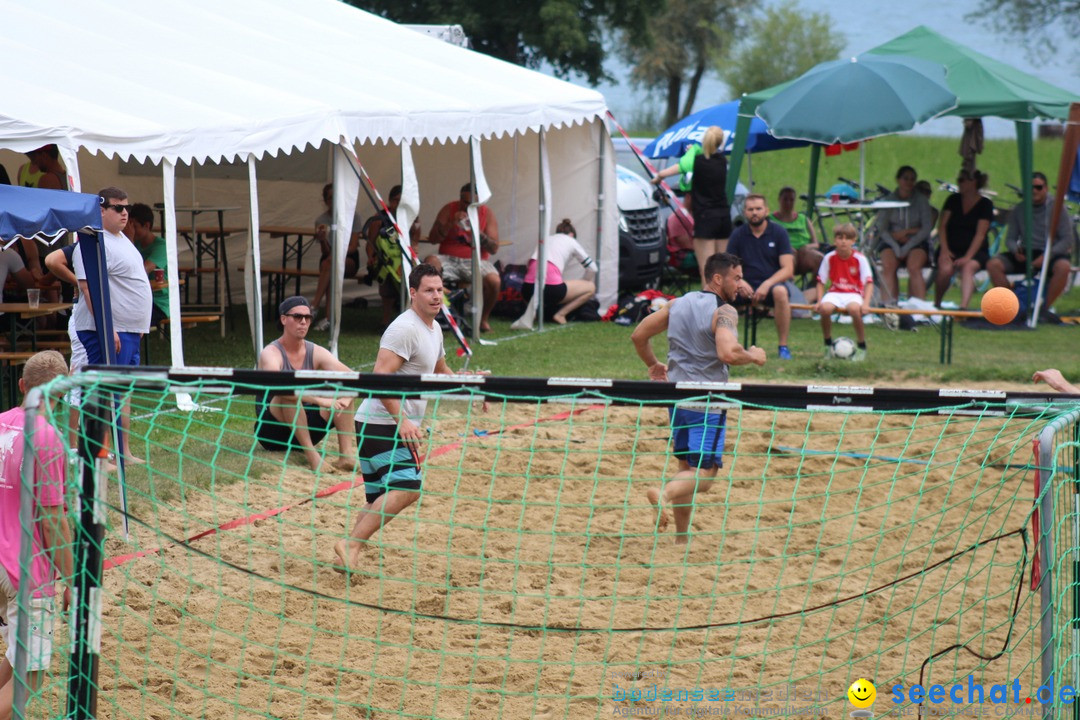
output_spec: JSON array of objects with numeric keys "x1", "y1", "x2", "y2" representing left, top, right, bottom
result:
[
  {"x1": 0, "y1": 0, "x2": 608, "y2": 164},
  {"x1": 866, "y1": 26, "x2": 1080, "y2": 121},
  {"x1": 0, "y1": 185, "x2": 101, "y2": 248}
]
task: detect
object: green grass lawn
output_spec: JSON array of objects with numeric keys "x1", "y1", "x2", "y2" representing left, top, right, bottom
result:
[
  {"x1": 150, "y1": 277, "x2": 1080, "y2": 387},
  {"x1": 140, "y1": 134, "x2": 1079, "y2": 386}
]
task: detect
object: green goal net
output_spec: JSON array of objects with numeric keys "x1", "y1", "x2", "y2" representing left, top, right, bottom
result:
[{"x1": 10, "y1": 369, "x2": 1080, "y2": 719}]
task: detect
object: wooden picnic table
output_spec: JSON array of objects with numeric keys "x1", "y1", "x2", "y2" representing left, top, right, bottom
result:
[{"x1": 0, "y1": 302, "x2": 73, "y2": 350}]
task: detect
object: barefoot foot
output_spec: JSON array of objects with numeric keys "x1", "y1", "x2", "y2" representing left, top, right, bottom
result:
[
  {"x1": 333, "y1": 539, "x2": 355, "y2": 574},
  {"x1": 646, "y1": 488, "x2": 670, "y2": 531}
]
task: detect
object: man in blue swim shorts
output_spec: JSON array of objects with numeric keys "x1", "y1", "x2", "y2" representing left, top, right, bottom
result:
[{"x1": 631, "y1": 252, "x2": 767, "y2": 543}]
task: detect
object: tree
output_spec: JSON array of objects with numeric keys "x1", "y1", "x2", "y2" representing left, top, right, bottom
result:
[
  {"x1": 347, "y1": 0, "x2": 657, "y2": 85},
  {"x1": 718, "y1": 0, "x2": 845, "y2": 99},
  {"x1": 967, "y1": 0, "x2": 1080, "y2": 62},
  {"x1": 619, "y1": 0, "x2": 755, "y2": 130}
]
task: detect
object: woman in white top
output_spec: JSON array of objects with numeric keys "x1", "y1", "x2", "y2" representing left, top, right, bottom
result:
[{"x1": 520, "y1": 219, "x2": 599, "y2": 325}]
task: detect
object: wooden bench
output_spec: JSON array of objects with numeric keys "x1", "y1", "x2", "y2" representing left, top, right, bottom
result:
[
  {"x1": 0, "y1": 347, "x2": 72, "y2": 409},
  {"x1": 144, "y1": 314, "x2": 222, "y2": 364},
  {"x1": 240, "y1": 265, "x2": 323, "y2": 313},
  {"x1": 785, "y1": 303, "x2": 983, "y2": 365}
]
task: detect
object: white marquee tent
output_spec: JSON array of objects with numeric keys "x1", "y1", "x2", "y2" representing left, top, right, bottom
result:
[{"x1": 0, "y1": 0, "x2": 618, "y2": 365}]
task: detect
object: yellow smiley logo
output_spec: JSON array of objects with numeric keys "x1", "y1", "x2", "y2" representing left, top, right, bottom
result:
[{"x1": 848, "y1": 678, "x2": 876, "y2": 709}]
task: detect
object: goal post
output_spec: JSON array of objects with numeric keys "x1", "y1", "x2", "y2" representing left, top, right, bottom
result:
[{"x1": 10, "y1": 367, "x2": 1080, "y2": 720}]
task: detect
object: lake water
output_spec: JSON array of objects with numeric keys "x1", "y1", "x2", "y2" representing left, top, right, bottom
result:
[{"x1": 547, "y1": 0, "x2": 1080, "y2": 138}]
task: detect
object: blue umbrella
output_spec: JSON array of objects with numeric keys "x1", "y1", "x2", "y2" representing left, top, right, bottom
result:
[
  {"x1": 642, "y1": 100, "x2": 809, "y2": 159},
  {"x1": 0, "y1": 184, "x2": 101, "y2": 247}
]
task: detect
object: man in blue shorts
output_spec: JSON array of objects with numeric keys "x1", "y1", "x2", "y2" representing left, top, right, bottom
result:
[
  {"x1": 631, "y1": 252, "x2": 767, "y2": 544},
  {"x1": 71, "y1": 187, "x2": 152, "y2": 367},
  {"x1": 334, "y1": 263, "x2": 456, "y2": 571}
]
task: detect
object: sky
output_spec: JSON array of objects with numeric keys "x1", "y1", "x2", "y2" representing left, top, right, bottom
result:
[{"x1": 560, "y1": 0, "x2": 1080, "y2": 138}]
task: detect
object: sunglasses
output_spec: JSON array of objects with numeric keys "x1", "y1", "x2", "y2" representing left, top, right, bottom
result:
[
  {"x1": 104, "y1": 203, "x2": 130, "y2": 213},
  {"x1": 285, "y1": 313, "x2": 313, "y2": 323},
  {"x1": 1032, "y1": 184, "x2": 1046, "y2": 190}
]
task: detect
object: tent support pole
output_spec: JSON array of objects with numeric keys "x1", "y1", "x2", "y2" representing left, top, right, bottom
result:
[
  {"x1": 246, "y1": 156, "x2": 264, "y2": 362},
  {"x1": 162, "y1": 161, "x2": 185, "y2": 367},
  {"x1": 1016, "y1": 120, "x2": 1035, "y2": 320},
  {"x1": 726, "y1": 112, "x2": 754, "y2": 200},
  {"x1": 805, "y1": 145, "x2": 822, "y2": 219}
]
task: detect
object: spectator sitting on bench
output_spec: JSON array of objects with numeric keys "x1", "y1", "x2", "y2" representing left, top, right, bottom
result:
[
  {"x1": 771, "y1": 186, "x2": 823, "y2": 303},
  {"x1": 815, "y1": 223, "x2": 872, "y2": 362},
  {"x1": 364, "y1": 185, "x2": 420, "y2": 329},
  {"x1": 873, "y1": 165, "x2": 933, "y2": 303},
  {"x1": 726, "y1": 194, "x2": 795, "y2": 360},
  {"x1": 311, "y1": 182, "x2": 364, "y2": 332},
  {"x1": 255, "y1": 296, "x2": 357, "y2": 473},
  {"x1": 424, "y1": 182, "x2": 501, "y2": 332},
  {"x1": 0, "y1": 244, "x2": 39, "y2": 349},
  {"x1": 933, "y1": 169, "x2": 993, "y2": 311},
  {"x1": 666, "y1": 195, "x2": 697, "y2": 274},
  {"x1": 127, "y1": 203, "x2": 170, "y2": 328},
  {"x1": 986, "y1": 171, "x2": 1077, "y2": 320}
]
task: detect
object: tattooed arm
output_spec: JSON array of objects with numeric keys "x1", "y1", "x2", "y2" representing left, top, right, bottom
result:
[{"x1": 714, "y1": 305, "x2": 766, "y2": 366}]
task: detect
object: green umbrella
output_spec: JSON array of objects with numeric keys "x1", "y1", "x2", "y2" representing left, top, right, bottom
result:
[{"x1": 756, "y1": 54, "x2": 957, "y2": 144}]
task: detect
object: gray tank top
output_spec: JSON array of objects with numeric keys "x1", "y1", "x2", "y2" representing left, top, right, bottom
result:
[
  {"x1": 272, "y1": 339, "x2": 315, "y2": 370},
  {"x1": 667, "y1": 291, "x2": 729, "y2": 384}
]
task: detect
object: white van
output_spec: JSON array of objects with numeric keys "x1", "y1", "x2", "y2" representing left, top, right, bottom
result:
[{"x1": 614, "y1": 164, "x2": 666, "y2": 290}]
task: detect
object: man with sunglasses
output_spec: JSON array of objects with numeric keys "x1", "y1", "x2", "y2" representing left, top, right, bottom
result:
[
  {"x1": 987, "y1": 172, "x2": 1077, "y2": 318},
  {"x1": 71, "y1": 187, "x2": 152, "y2": 367},
  {"x1": 255, "y1": 296, "x2": 358, "y2": 473}
]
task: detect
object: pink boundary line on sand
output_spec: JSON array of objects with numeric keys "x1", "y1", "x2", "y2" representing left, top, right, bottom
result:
[{"x1": 104, "y1": 404, "x2": 604, "y2": 570}]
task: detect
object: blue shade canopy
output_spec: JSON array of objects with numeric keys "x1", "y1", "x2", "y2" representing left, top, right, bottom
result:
[
  {"x1": 0, "y1": 184, "x2": 101, "y2": 248},
  {"x1": 642, "y1": 100, "x2": 809, "y2": 159},
  {"x1": 756, "y1": 54, "x2": 958, "y2": 144}
]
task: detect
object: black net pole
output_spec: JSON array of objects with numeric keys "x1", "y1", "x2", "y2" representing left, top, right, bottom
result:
[{"x1": 66, "y1": 389, "x2": 111, "y2": 720}]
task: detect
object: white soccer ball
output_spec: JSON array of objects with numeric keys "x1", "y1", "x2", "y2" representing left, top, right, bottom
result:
[{"x1": 832, "y1": 336, "x2": 856, "y2": 360}]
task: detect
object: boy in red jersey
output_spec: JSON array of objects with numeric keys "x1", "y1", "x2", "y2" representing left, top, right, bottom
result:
[{"x1": 814, "y1": 223, "x2": 873, "y2": 361}]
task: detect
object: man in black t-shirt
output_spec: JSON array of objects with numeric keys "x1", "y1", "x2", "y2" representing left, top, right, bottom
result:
[{"x1": 725, "y1": 194, "x2": 795, "y2": 359}]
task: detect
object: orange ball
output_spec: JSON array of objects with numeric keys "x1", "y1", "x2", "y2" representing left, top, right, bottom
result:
[{"x1": 981, "y1": 286, "x2": 1019, "y2": 325}]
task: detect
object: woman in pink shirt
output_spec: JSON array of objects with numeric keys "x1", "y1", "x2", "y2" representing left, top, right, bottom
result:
[{"x1": 520, "y1": 219, "x2": 599, "y2": 324}]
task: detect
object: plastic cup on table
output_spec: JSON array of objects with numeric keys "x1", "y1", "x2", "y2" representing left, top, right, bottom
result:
[
  {"x1": 27, "y1": 289, "x2": 40, "y2": 308},
  {"x1": 830, "y1": 193, "x2": 841, "y2": 204},
  {"x1": 153, "y1": 269, "x2": 165, "y2": 283}
]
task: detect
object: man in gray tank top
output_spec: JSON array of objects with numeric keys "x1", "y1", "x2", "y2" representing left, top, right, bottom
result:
[
  {"x1": 631, "y1": 253, "x2": 767, "y2": 544},
  {"x1": 255, "y1": 296, "x2": 357, "y2": 473}
]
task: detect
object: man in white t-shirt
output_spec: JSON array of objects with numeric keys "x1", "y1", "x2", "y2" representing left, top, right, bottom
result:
[
  {"x1": 71, "y1": 187, "x2": 152, "y2": 366},
  {"x1": 334, "y1": 263, "x2": 455, "y2": 571}
]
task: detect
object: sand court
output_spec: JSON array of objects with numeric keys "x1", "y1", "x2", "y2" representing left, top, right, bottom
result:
[{"x1": 14, "y1": 390, "x2": 1061, "y2": 719}]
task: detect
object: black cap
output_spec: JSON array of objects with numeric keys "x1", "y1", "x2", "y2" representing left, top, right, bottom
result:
[{"x1": 279, "y1": 296, "x2": 311, "y2": 316}]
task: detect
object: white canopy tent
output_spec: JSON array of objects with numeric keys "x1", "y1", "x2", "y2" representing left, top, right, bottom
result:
[{"x1": 0, "y1": 0, "x2": 618, "y2": 365}]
